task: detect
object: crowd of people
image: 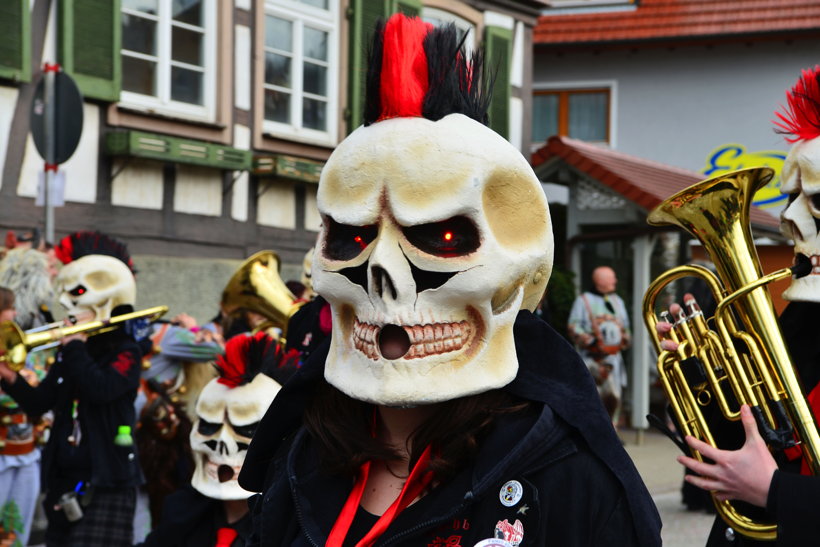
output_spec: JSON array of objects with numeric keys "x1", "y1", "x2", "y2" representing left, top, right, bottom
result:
[{"x1": 0, "y1": 10, "x2": 818, "y2": 547}]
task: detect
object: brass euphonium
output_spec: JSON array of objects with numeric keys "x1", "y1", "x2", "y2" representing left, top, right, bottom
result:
[
  {"x1": 221, "y1": 250, "x2": 304, "y2": 339},
  {"x1": 0, "y1": 305, "x2": 169, "y2": 372},
  {"x1": 642, "y1": 167, "x2": 820, "y2": 541}
]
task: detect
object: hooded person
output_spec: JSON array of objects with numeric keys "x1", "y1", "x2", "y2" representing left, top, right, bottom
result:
[
  {"x1": 0, "y1": 230, "x2": 145, "y2": 546},
  {"x1": 238, "y1": 13, "x2": 660, "y2": 547},
  {"x1": 0, "y1": 248, "x2": 55, "y2": 546},
  {"x1": 673, "y1": 66, "x2": 820, "y2": 546},
  {"x1": 140, "y1": 331, "x2": 298, "y2": 547}
]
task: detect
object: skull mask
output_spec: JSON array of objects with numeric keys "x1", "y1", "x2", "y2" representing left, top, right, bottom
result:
[
  {"x1": 54, "y1": 255, "x2": 136, "y2": 321},
  {"x1": 776, "y1": 65, "x2": 820, "y2": 302},
  {"x1": 313, "y1": 114, "x2": 553, "y2": 405},
  {"x1": 190, "y1": 372, "x2": 281, "y2": 499}
]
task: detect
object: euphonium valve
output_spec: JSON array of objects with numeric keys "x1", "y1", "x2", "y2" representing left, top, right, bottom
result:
[{"x1": 643, "y1": 167, "x2": 820, "y2": 541}]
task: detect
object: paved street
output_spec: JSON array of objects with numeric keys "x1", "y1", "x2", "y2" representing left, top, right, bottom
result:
[{"x1": 621, "y1": 429, "x2": 715, "y2": 546}]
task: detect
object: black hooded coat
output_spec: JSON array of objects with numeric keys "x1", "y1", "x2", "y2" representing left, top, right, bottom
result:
[{"x1": 239, "y1": 311, "x2": 661, "y2": 546}]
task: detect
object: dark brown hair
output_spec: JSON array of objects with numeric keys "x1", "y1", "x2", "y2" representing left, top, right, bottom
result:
[
  {"x1": 0, "y1": 286, "x2": 14, "y2": 313},
  {"x1": 303, "y1": 381, "x2": 532, "y2": 482}
]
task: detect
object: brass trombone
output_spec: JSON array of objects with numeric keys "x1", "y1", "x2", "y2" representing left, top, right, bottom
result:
[
  {"x1": 0, "y1": 305, "x2": 168, "y2": 372},
  {"x1": 643, "y1": 167, "x2": 820, "y2": 540}
]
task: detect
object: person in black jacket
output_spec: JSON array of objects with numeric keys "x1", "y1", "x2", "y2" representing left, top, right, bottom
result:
[
  {"x1": 238, "y1": 13, "x2": 661, "y2": 547},
  {"x1": 0, "y1": 232, "x2": 144, "y2": 546},
  {"x1": 669, "y1": 66, "x2": 820, "y2": 547}
]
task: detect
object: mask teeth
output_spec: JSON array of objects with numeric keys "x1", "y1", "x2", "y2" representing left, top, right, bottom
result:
[{"x1": 353, "y1": 318, "x2": 471, "y2": 360}]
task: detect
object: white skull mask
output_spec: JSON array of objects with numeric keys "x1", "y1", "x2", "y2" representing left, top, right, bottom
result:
[
  {"x1": 313, "y1": 114, "x2": 553, "y2": 406},
  {"x1": 780, "y1": 138, "x2": 820, "y2": 301},
  {"x1": 190, "y1": 373, "x2": 281, "y2": 499},
  {"x1": 54, "y1": 255, "x2": 136, "y2": 321}
]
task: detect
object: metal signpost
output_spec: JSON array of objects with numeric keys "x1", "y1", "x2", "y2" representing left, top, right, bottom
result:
[{"x1": 30, "y1": 64, "x2": 84, "y2": 244}]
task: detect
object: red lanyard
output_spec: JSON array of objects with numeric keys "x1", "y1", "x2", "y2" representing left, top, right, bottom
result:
[{"x1": 326, "y1": 445, "x2": 434, "y2": 547}]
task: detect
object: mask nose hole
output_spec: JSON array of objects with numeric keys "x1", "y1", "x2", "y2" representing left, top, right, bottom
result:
[{"x1": 371, "y1": 265, "x2": 397, "y2": 300}]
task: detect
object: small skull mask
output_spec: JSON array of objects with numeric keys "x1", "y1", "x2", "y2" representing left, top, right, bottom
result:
[
  {"x1": 780, "y1": 138, "x2": 820, "y2": 301},
  {"x1": 54, "y1": 255, "x2": 136, "y2": 321},
  {"x1": 190, "y1": 372, "x2": 281, "y2": 499},
  {"x1": 313, "y1": 114, "x2": 553, "y2": 405}
]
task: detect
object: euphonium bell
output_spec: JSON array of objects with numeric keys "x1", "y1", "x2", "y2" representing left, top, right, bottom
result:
[
  {"x1": 643, "y1": 167, "x2": 820, "y2": 541},
  {"x1": 0, "y1": 305, "x2": 168, "y2": 372},
  {"x1": 221, "y1": 250, "x2": 304, "y2": 338}
]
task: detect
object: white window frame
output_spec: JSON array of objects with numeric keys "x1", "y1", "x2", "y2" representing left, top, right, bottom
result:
[
  {"x1": 263, "y1": 0, "x2": 339, "y2": 146},
  {"x1": 532, "y1": 80, "x2": 618, "y2": 149},
  {"x1": 120, "y1": 0, "x2": 217, "y2": 122},
  {"x1": 421, "y1": 7, "x2": 476, "y2": 55}
]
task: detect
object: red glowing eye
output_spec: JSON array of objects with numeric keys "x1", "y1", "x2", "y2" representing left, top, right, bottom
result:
[
  {"x1": 79, "y1": 289, "x2": 84, "y2": 294},
  {"x1": 443, "y1": 232, "x2": 453, "y2": 241},
  {"x1": 354, "y1": 235, "x2": 366, "y2": 249}
]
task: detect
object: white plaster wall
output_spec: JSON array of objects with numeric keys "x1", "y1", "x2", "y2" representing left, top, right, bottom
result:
[
  {"x1": 231, "y1": 125, "x2": 250, "y2": 221},
  {"x1": 235, "y1": 0, "x2": 251, "y2": 10},
  {"x1": 304, "y1": 185, "x2": 321, "y2": 232},
  {"x1": 0, "y1": 87, "x2": 19, "y2": 191},
  {"x1": 532, "y1": 39, "x2": 820, "y2": 172},
  {"x1": 510, "y1": 96, "x2": 523, "y2": 151},
  {"x1": 257, "y1": 180, "x2": 296, "y2": 229},
  {"x1": 511, "y1": 21, "x2": 524, "y2": 88},
  {"x1": 111, "y1": 159, "x2": 164, "y2": 209},
  {"x1": 18, "y1": 103, "x2": 99, "y2": 203},
  {"x1": 234, "y1": 24, "x2": 252, "y2": 111},
  {"x1": 174, "y1": 165, "x2": 222, "y2": 216}
]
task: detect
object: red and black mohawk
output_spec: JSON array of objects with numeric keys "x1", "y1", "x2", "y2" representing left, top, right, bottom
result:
[
  {"x1": 774, "y1": 66, "x2": 820, "y2": 143},
  {"x1": 363, "y1": 13, "x2": 491, "y2": 127},
  {"x1": 215, "y1": 331, "x2": 301, "y2": 389},
  {"x1": 53, "y1": 230, "x2": 137, "y2": 274}
]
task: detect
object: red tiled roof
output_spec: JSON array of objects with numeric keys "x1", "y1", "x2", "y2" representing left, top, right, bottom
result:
[
  {"x1": 535, "y1": 0, "x2": 820, "y2": 45},
  {"x1": 531, "y1": 135, "x2": 781, "y2": 231}
]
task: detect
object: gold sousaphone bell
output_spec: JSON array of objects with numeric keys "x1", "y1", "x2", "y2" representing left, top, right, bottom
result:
[
  {"x1": 221, "y1": 250, "x2": 305, "y2": 339},
  {"x1": 0, "y1": 305, "x2": 169, "y2": 372}
]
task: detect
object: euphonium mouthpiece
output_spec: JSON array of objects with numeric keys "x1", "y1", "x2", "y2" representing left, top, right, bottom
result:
[{"x1": 791, "y1": 254, "x2": 812, "y2": 279}]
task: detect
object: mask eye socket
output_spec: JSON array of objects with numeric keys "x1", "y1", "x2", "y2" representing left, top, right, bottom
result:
[
  {"x1": 232, "y1": 422, "x2": 259, "y2": 439},
  {"x1": 323, "y1": 218, "x2": 378, "y2": 261},
  {"x1": 403, "y1": 216, "x2": 480, "y2": 258},
  {"x1": 197, "y1": 419, "x2": 222, "y2": 436},
  {"x1": 69, "y1": 285, "x2": 87, "y2": 297}
]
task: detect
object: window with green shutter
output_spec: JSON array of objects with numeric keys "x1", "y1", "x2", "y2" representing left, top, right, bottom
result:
[
  {"x1": 394, "y1": 0, "x2": 422, "y2": 17},
  {"x1": 485, "y1": 25, "x2": 512, "y2": 140},
  {"x1": 59, "y1": 0, "x2": 121, "y2": 102},
  {"x1": 0, "y1": 0, "x2": 31, "y2": 82},
  {"x1": 346, "y1": 0, "x2": 390, "y2": 133}
]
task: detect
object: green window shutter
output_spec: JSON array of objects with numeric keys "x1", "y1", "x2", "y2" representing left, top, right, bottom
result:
[
  {"x1": 485, "y1": 25, "x2": 512, "y2": 140},
  {"x1": 0, "y1": 0, "x2": 31, "y2": 82},
  {"x1": 393, "y1": 0, "x2": 422, "y2": 17},
  {"x1": 347, "y1": 0, "x2": 390, "y2": 133},
  {"x1": 59, "y1": 0, "x2": 121, "y2": 102}
]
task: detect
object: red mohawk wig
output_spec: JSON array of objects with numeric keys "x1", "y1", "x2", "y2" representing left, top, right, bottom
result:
[
  {"x1": 774, "y1": 66, "x2": 820, "y2": 144},
  {"x1": 378, "y1": 14, "x2": 432, "y2": 121},
  {"x1": 363, "y1": 13, "x2": 491, "y2": 127}
]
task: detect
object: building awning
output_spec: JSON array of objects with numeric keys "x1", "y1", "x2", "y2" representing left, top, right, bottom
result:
[{"x1": 531, "y1": 135, "x2": 781, "y2": 233}]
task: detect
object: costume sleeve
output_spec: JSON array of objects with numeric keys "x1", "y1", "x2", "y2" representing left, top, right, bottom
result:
[
  {"x1": 60, "y1": 340, "x2": 141, "y2": 403},
  {"x1": 0, "y1": 361, "x2": 63, "y2": 416},
  {"x1": 567, "y1": 295, "x2": 591, "y2": 342},
  {"x1": 618, "y1": 295, "x2": 631, "y2": 336},
  {"x1": 158, "y1": 326, "x2": 222, "y2": 361},
  {"x1": 767, "y1": 469, "x2": 820, "y2": 545}
]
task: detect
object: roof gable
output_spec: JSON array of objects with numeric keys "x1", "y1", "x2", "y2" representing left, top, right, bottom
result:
[{"x1": 535, "y1": 0, "x2": 820, "y2": 45}]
